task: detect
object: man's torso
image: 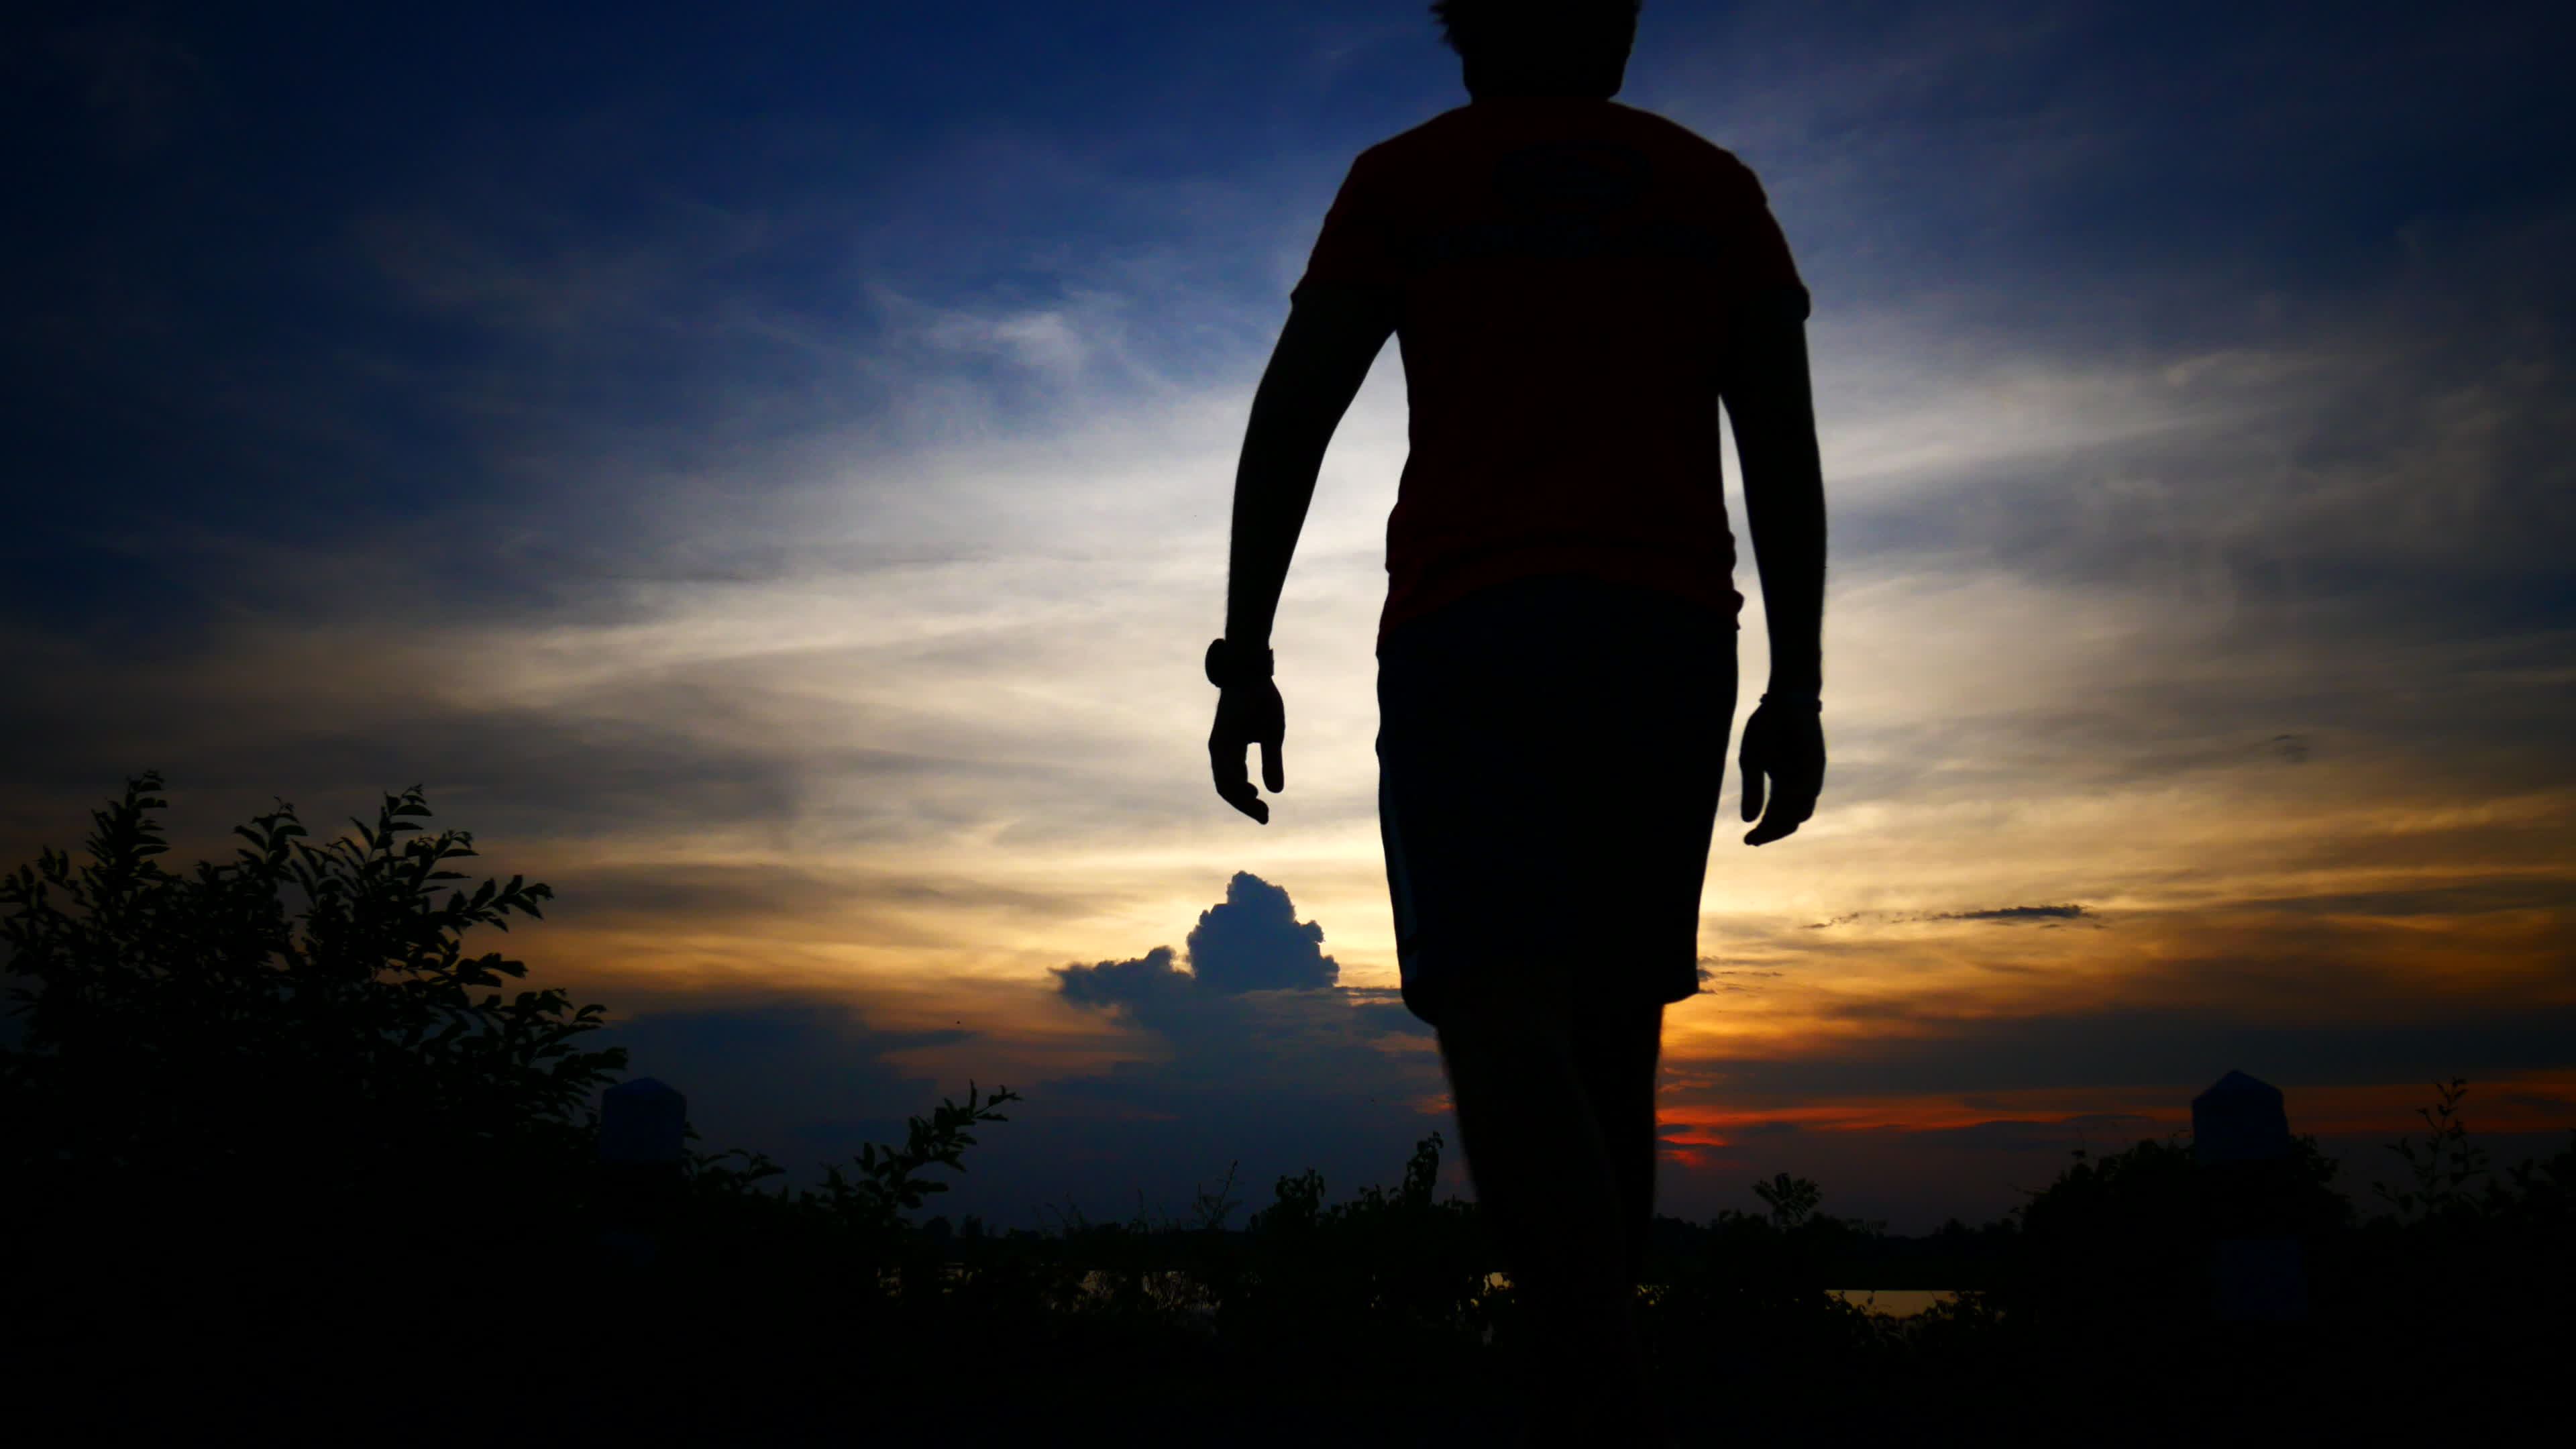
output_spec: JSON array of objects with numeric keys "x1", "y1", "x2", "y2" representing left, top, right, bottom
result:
[{"x1": 1295, "y1": 97, "x2": 1803, "y2": 643}]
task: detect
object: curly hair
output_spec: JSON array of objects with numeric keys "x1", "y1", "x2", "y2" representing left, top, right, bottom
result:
[{"x1": 1429, "y1": 0, "x2": 1643, "y2": 58}]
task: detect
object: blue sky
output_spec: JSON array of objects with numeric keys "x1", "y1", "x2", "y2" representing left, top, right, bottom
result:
[{"x1": 5, "y1": 0, "x2": 2572, "y2": 1231}]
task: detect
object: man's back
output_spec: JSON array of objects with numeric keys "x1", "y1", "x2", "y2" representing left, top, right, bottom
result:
[{"x1": 1295, "y1": 97, "x2": 1805, "y2": 640}]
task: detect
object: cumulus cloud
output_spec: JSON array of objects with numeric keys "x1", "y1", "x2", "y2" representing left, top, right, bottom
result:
[
  {"x1": 1052, "y1": 871, "x2": 1345, "y2": 1006},
  {"x1": 1020, "y1": 874, "x2": 1448, "y2": 1220},
  {"x1": 1053, "y1": 944, "x2": 1192, "y2": 1009},
  {"x1": 1185, "y1": 871, "x2": 1341, "y2": 993}
]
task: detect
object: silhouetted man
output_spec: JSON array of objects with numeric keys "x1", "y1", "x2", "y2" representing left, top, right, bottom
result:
[{"x1": 1207, "y1": 3, "x2": 1824, "y2": 1442}]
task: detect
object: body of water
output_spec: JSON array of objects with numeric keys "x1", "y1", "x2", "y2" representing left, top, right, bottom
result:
[{"x1": 1826, "y1": 1290, "x2": 1958, "y2": 1318}]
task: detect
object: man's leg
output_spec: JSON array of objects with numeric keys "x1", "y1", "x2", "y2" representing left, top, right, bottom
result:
[
  {"x1": 1567, "y1": 1000, "x2": 1666, "y2": 1291},
  {"x1": 1437, "y1": 966, "x2": 1669, "y2": 1442}
]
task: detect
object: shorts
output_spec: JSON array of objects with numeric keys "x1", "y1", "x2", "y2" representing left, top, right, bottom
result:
[{"x1": 1377, "y1": 571, "x2": 1738, "y2": 1028}]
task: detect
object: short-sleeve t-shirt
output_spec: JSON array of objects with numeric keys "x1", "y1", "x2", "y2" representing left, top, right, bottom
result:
[{"x1": 1293, "y1": 97, "x2": 1805, "y2": 645}]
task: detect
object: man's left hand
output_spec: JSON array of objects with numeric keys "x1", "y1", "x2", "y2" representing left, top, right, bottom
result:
[
  {"x1": 1739, "y1": 700, "x2": 1824, "y2": 845},
  {"x1": 1210, "y1": 682, "x2": 1286, "y2": 824}
]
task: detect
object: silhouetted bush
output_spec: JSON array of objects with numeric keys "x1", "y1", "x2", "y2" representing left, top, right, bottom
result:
[
  {"x1": 1987, "y1": 1130, "x2": 2346, "y2": 1340},
  {"x1": 2326, "y1": 1077, "x2": 2575, "y2": 1360},
  {"x1": 3, "y1": 774, "x2": 626, "y2": 1304}
]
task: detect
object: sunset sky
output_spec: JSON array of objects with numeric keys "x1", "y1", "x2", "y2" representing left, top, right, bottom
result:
[{"x1": 7, "y1": 0, "x2": 2571, "y2": 1232}]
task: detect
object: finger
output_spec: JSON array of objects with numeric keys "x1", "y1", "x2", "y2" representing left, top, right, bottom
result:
[
  {"x1": 1260, "y1": 739, "x2": 1284, "y2": 794},
  {"x1": 1741, "y1": 763, "x2": 1767, "y2": 824},
  {"x1": 1215, "y1": 775, "x2": 1269, "y2": 824},
  {"x1": 1210, "y1": 739, "x2": 1267, "y2": 824},
  {"x1": 1743, "y1": 810, "x2": 1798, "y2": 846},
  {"x1": 1745, "y1": 779, "x2": 1819, "y2": 846}
]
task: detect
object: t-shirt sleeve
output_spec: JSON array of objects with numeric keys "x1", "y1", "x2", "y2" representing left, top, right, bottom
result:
[
  {"x1": 1720, "y1": 159, "x2": 1809, "y2": 319},
  {"x1": 1291, "y1": 150, "x2": 1407, "y2": 300}
]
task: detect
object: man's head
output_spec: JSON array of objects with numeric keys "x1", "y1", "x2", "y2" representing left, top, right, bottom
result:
[{"x1": 1432, "y1": 0, "x2": 1640, "y2": 101}]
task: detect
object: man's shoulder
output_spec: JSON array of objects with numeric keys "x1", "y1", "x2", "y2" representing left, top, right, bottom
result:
[
  {"x1": 1609, "y1": 103, "x2": 1756, "y2": 171},
  {"x1": 1350, "y1": 100, "x2": 1757, "y2": 182},
  {"x1": 1345, "y1": 105, "x2": 1474, "y2": 172}
]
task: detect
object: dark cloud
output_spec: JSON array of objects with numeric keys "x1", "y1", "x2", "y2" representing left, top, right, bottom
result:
[
  {"x1": 1184, "y1": 871, "x2": 1340, "y2": 993},
  {"x1": 2226, "y1": 879, "x2": 2576, "y2": 921},
  {"x1": 1653, "y1": 1113, "x2": 2166, "y2": 1231},
  {"x1": 1929, "y1": 904, "x2": 2090, "y2": 924},
  {"x1": 1937, "y1": 1114, "x2": 2149, "y2": 1150},
  {"x1": 1658, "y1": 1108, "x2": 2576, "y2": 1235},
  {"x1": 1722, "y1": 1120, "x2": 1803, "y2": 1140},
  {"x1": 0, "y1": 643, "x2": 814, "y2": 861},
  {"x1": 0, "y1": 619, "x2": 1210, "y2": 874},
  {"x1": 1053, "y1": 945, "x2": 1191, "y2": 1010},
  {"x1": 1025, "y1": 876, "x2": 1448, "y2": 1225},
  {"x1": 591, "y1": 996, "x2": 967, "y2": 1179},
  {"x1": 1053, "y1": 872, "x2": 1346, "y2": 1004},
  {"x1": 1835, "y1": 207, "x2": 2576, "y2": 664},
  {"x1": 1809, "y1": 203, "x2": 2576, "y2": 832},
  {"x1": 558, "y1": 861, "x2": 1087, "y2": 935},
  {"x1": 1799, "y1": 906, "x2": 2092, "y2": 929},
  {"x1": 1346, "y1": 990, "x2": 1436, "y2": 1040},
  {"x1": 1693, "y1": 1001, "x2": 2576, "y2": 1104}
]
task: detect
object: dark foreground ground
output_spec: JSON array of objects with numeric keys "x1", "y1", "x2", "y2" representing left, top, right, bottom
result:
[{"x1": 31, "y1": 1274, "x2": 2528, "y2": 1448}]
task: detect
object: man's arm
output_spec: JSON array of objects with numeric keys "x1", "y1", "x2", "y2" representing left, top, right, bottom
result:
[
  {"x1": 1721, "y1": 285, "x2": 1828, "y2": 846},
  {"x1": 1222, "y1": 286, "x2": 1400, "y2": 647},
  {"x1": 1210, "y1": 284, "x2": 1399, "y2": 824}
]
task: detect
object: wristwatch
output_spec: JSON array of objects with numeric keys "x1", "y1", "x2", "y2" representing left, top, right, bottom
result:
[{"x1": 1205, "y1": 638, "x2": 1274, "y2": 690}]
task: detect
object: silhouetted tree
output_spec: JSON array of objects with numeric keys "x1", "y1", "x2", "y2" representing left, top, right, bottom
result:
[{"x1": 1751, "y1": 1171, "x2": 1823, "y2": 1228}]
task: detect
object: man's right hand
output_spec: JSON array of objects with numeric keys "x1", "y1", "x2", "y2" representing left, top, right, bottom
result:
[
  {"x1": 1210, "y1": 682, "x2": 1286, "y2": 824},
  {"x1": 1739, "y1": 700, "x2": 1823, "y2": 845}
]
